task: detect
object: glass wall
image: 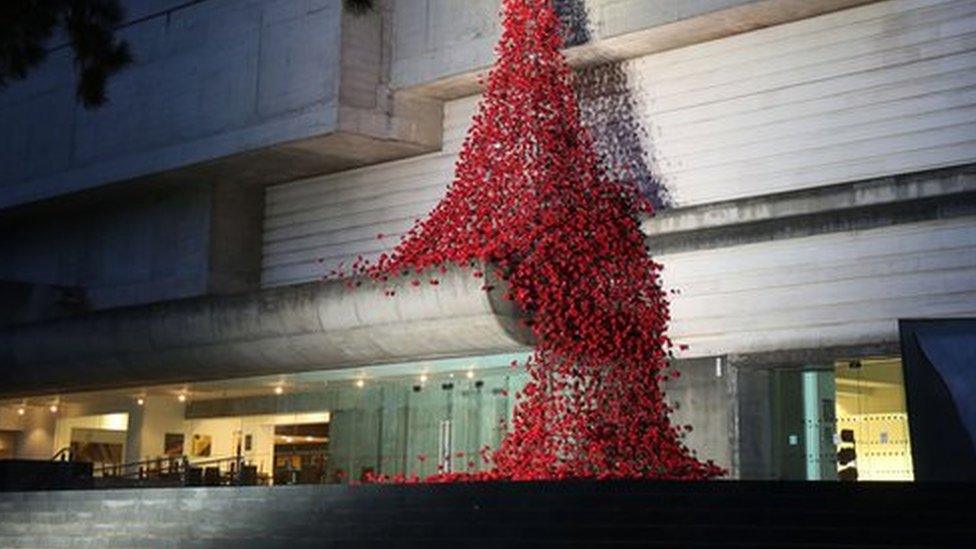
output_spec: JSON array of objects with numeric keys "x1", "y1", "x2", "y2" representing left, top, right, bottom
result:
[
  {"x1": 0, "y1": 352, "x2": 918, "y2": 484},
  {"x1": 0, "y1": 353, "x2": 530, "y2": 485}
]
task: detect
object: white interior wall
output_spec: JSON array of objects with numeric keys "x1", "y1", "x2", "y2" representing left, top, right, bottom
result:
[
  {"x1": 183, "y1": 412, "x2": 330, "y2": 476},
  {"x1": 134, "y1": 397, "x2": 187, "y2": 461},
  {"x1": 53, "y1": 413, "x2": 129, "y2": 458},
  {"x1": 7, "y1": 408, "x2": 56, "y2": 460}
]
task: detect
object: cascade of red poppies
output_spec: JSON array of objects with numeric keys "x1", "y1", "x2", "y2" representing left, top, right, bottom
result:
[{"x1": 360, "y1": 0, "x2": 722, "y2": 481}]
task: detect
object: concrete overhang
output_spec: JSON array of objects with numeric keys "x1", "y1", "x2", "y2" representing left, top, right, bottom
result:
[
  {"x1": 0, "y1": 266, "x2": 532, "y2": 398},
  {"x1": 396, "y1": 0, "x2": 880, "y2": 100},
  {"x1": 0, "y1": 2, "x2": 443, "y2": 211}
]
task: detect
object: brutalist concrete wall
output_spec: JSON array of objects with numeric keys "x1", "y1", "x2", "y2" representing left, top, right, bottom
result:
[
  {"x1": 0, "y1": 185, "x2": 212, "y2": 311},
  {"x1": 0, "y1": 0, "x2": 343, "y2": 209}
]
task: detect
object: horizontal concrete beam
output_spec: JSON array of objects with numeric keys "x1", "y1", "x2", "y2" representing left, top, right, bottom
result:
[
  {"x1": 0, "y1": 266, "x2": 532, "y2": 398},
  {"x1": 0, "y1": 1, "x2": 443, "y2": 212},
  {"x1": 644, "y1": 165, "x2": 976, "y2": 254},
  {"x1": 400, "y1": 0, "x2": 879, "y2": 99}
]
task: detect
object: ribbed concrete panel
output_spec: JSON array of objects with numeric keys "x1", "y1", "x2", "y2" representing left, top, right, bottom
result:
[
  {"x1": 263, "y1": 0, "x2": 976, "y2": 287},
  {"x1": 262, "y1": 98, "x2": 476, "y2": 287},
  {"x1": 661, "y1": 217, "x2": 976, "y2": 358},
  {"x1": 636, "y1": 0, "x2": 976, "y2": 205}
]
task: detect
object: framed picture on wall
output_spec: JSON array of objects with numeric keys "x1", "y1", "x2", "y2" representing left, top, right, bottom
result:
[
  {"x1": 192, "y1": 434, "x2": 212, "y2": 457},
  {"x1": 164, "y1": 433, "x2": 184, "y2": 456}
]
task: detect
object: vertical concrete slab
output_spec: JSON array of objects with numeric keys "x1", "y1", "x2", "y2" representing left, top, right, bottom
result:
[
  {"x1": 666, "y1": 356, "x2": 736, "y2": 474},
  {"x1": 736, "y1": 367, "x2": 773, "y2": 479}
]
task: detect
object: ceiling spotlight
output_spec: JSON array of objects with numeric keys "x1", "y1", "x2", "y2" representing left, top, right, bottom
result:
[
  {"x1": 49, "y1": 404, "x2": 59, "y2": 414},
  {"x1": 136, "y1": 397, "x2": 145, "y2": 406},
  {"x1": 17, "y1": 407, "x2": 26, "y2": 416},
  {"x1": 466, "y1": 370, "x2": 475, "y2": 379},
  {"x1": 274, "y1": 386, "x2": 284, "y2": 395},
  {"x1": 419, "y1": 374, "x2": 428, "y2": 383},
  {"x1": 355, "y1": 379, "x2": 365, "y2": 389},
  {"x1": 177, "y1": 393, "x2": 187, "y2": 403}
]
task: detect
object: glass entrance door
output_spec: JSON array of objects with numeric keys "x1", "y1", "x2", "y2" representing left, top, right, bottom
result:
[
  {"x1": 770, "y1": 369, "x2": 837, "y2": 480},
  {"x1": 404, "y1": 373, "x2": 517, "y2": 477},
  {"x1": 834, "y1": 358, "x2": 914, "y2": 481}
]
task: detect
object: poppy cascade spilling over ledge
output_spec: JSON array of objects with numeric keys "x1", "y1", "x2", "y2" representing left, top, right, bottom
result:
[{"x1": 345, "y1": 0, "x2": 723, "y2": 481}]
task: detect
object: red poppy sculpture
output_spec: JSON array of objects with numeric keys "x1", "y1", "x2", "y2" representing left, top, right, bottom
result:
[{"x1": 361, "y1": 0, "x2": 722, "y2": 481}]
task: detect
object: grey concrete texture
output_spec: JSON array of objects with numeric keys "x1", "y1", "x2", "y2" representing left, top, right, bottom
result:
[
  {"x1": 645, "y1": 165, "x2": 976, "y2": 254},
  {"x1": 0, "y1": 0, "x2": 442, "y2": 211},
  {"x1": 0, "y1": 185, "x2": 212, "y2": 312},
  {"x1": 665, "y1": 356, "x2": 737, "y2": 475},
  {"x1": 0, "y1": 265, "x2": 532, "y2": 397},
  {"x1": 393, "y1": 0, "x2": 879, "y2": 97},
  {"x1": 0, "y1": 179, "x2": 271, "y2": 315}
]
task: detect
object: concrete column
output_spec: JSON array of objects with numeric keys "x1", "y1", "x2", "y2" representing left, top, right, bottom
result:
[
  {"x1": 666, "y1": 356, "x2": 736, "y2": 475},
  {"x1": 207, "y1": 181, "x2": 265, "y2": 295},
  {"x1": 736, "y1": 368, "x2": 773, "y2": 479}
]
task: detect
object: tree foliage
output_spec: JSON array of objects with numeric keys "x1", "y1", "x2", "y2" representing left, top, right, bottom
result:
[
  {"x1": 344, "y1": 0, "x2": 374, "y2": 15},
  {"x1": 0, "y1": 0, "x2": 131, "y2": 108}
]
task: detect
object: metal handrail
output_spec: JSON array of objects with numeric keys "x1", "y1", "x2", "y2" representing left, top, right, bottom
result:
[
  {"x1": 50, "y1": 447, "x2": 72, "y2": 461},
  {"x1": 96, "y1": 454, "x2": 247, "y2": 482}
]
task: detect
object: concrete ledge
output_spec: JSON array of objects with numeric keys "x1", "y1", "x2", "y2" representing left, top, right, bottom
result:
[
  {"x1": 0, "y1": 481, "x2": 973, "y2": 547},
  {"x1": 0, "y1": 266, "x2": 532, "y2": 397},
  {"x1": 644, "y1": 165, "x2": 976, "y2": 254}
]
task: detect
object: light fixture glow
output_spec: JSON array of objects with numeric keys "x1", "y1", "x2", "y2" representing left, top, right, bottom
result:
[
  {"x1": 419, "y1": 374, "x2": 428, "y2": 383},
  {"x1": 136, "y1": 397, "x2": 145, "y2": 406},
  {"x1": 274, "y1": 386, "x2": 284, "y2": 395},
  {"x1": 284, "y1": 436, "x2": 294, "y2": 443},
  {"x1": 305, "y1": 436, "x2": 313, "y2": 442},
  {"x1": 49, "y1": 404, "x2": 58, "y2": 413},
  {"x1": 355, "y1": 379, "x2": 365, "y2": 389},
  {"x1": 466, "y1": 370, "x2": 475, "y2": 379},
  {"x1": 17, "y1": 407, "x2": 26, "y2": 416},
  {"x1": 177, "y1": 393, "x2": 187, "y2": 403}
]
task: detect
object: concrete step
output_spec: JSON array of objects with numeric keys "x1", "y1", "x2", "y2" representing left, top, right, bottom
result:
[{"x1": 0, "y1": 481, "x2": 972, "y2": 547}]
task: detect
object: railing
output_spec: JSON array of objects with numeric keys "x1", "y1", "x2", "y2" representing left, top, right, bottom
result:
[
  {"x1": 50, "y1": 447, "x2": 73, "y2": 462},
  {"x1": 94, "y1": 454, "x2": 258, "y2": 487}
]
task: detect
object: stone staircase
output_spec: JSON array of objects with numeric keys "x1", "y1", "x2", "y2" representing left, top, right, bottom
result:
[{"x1": 0, "y1": 480, "x2": 972, "y2": 547}]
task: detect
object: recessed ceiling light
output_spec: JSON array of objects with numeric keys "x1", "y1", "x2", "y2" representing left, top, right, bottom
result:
[
  {"x1": 355, "y1": 379, "x2": 365, "y2": 388},
  {"x1": 274, "y1": 386, "x2": 284, "y2": 395},
  {"x1": 177, "y1": 394, "x2": 187, "y2": 403},
  {"x1": 136, "y1": 397, "x2": 145, "y2": 406}
]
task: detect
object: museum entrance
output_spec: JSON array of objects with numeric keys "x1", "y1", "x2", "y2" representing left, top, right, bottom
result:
[{"x1": 768, "y1": 357, "x2": 914, "y2": 481}]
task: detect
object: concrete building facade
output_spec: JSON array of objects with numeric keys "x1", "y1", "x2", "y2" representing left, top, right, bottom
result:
[{"x1": 1, "y1": 0, "x2": 974, "y2": 482}]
